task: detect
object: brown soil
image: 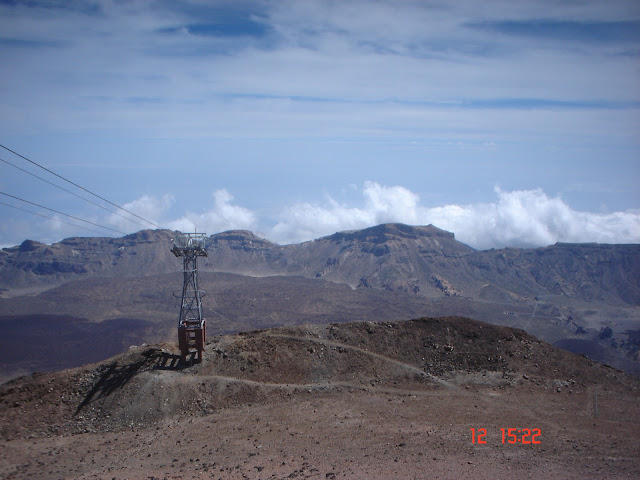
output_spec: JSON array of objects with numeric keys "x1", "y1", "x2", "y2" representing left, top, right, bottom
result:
[{"x1": 1, "y1": 317, "x2": 638, "y2": 479}]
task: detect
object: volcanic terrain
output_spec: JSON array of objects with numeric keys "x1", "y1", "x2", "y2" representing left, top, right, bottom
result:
[
  {"x1": 1, "y1": 317, "x2": 638, "y2": 479},
  {"x1": 1, "y1": 224, "x2": 639, "y2": 382},
  {"x1": 0, "y1": 223, "x2": 639, "y2": 478}
]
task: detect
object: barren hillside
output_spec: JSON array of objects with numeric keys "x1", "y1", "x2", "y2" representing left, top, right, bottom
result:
[
  {"x1": 2, "y1": 225, "x2": 638, "y2": 306},
  {"x1": 1, "y1": 317, "x2": 638, "y2": 479}
]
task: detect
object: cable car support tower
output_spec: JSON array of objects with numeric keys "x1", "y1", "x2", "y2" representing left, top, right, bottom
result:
[{"x1": 171, "y1": 233, "x2": 207, "y2": 364}]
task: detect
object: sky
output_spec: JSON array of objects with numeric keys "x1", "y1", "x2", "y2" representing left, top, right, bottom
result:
[{"x1": 0, "y1": 0, "x2": 639, "y2": 250}]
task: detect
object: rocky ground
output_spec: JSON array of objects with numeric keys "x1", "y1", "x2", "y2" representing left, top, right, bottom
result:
[{"x1": 0, "y1": 317, "x2": 638, "y2": 479}]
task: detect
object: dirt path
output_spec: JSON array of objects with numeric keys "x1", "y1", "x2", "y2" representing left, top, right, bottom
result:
[{"x1": 265, "y1": 332, "x2": 457, "y2": 389}]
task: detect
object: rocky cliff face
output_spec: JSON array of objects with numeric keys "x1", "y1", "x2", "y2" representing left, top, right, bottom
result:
[
  {"x1": 285, "y1": 223, "x2": 476, "y2": 295},
  {"x1": 519, "y1": 243, "x2": 640, "y2": 305},
  {"x1": 0, "y1": 230, "x2": 177, "y2": 289},
  {"x1": 1, "y1": 224, "x2": 639, "y2": 306}
]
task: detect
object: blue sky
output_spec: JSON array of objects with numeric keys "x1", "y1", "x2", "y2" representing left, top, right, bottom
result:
[{"x1": 0, "y1": 0, "x2": 638, "y2": 249}]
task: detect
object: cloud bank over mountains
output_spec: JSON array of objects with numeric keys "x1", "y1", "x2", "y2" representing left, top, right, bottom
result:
[
  {"x1": 0, "y1": 1, "x2": 638, "y2": 249},
  {"x1": 106, "y1": 183, "x2": 639, "y2": 250},
  {"x1": 167, "y1": 190, "x2": 257, "y2": 237}
]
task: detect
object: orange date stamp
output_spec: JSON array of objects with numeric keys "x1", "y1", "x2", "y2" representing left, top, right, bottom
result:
[{"x1": 470, "y1": 427, "x2": 541, "y2": 444}]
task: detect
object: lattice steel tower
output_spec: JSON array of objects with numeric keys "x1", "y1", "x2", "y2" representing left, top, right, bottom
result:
[{"x1": 171, "y1": 232, "x2": 207, "y2": 364}]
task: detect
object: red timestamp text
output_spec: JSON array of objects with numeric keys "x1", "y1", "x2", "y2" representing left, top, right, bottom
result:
[{"x1": 470, "y1": 427, "x2": 541, "y2": 444}]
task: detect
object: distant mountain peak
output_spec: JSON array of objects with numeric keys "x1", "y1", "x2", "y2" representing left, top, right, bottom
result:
[
  {"x1": 209, "y1": 230, "x2": 276, "y2": 246},
  {"x1": 1, "y1": 239, "x2": 47, "y2": 254},
  {"x1": 213, "y1": 229, "x2": 262, "y2": 238},
  {"x1": 19, "y1": 239, "x2": 46, "y2": 252},
  {"x1": 325, "y1": 223, "x2": 456, "y2": 245}
]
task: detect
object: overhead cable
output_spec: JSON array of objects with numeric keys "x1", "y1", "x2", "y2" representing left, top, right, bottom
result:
[
  {"x1": 0, "y1": 156, "x2": 150, "y2": 229},
  {"x1": 0, "y1": 200, "x2": 116, "y2": 237},
  {"x1": 0, "y1": 143, "x2": 162, "y2": 229},
  {"x1": 0, "y1": 191, "x2": 128, "y2": 235}
]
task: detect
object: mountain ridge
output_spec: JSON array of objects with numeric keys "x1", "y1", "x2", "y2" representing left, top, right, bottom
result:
[
  {"x1": 1, "y1": 223, "x2": 638, "y2": 378},
  {"x1": 2, "y1": 223, "x2": 637, "y2": 305}
]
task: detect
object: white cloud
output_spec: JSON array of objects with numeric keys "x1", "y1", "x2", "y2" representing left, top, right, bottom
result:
[
  {"x1": 268, "y1": 183, "x2": 640, "y2": 249},
  {"x1": 4, "y1": 183, "x2": 638, "y2": 250},
  {"x1": 167, "y1": 190, "x2": 257, "y2": 234},
  {"x1": 431, "y1": 188, "x2": 640, "y2": 249},
  {"x1": 1, "y1": 1, "x2": 638, "y2": 249},
  {"x1": 107, "y1": 194, "x2": 175, "y2": 232}
]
